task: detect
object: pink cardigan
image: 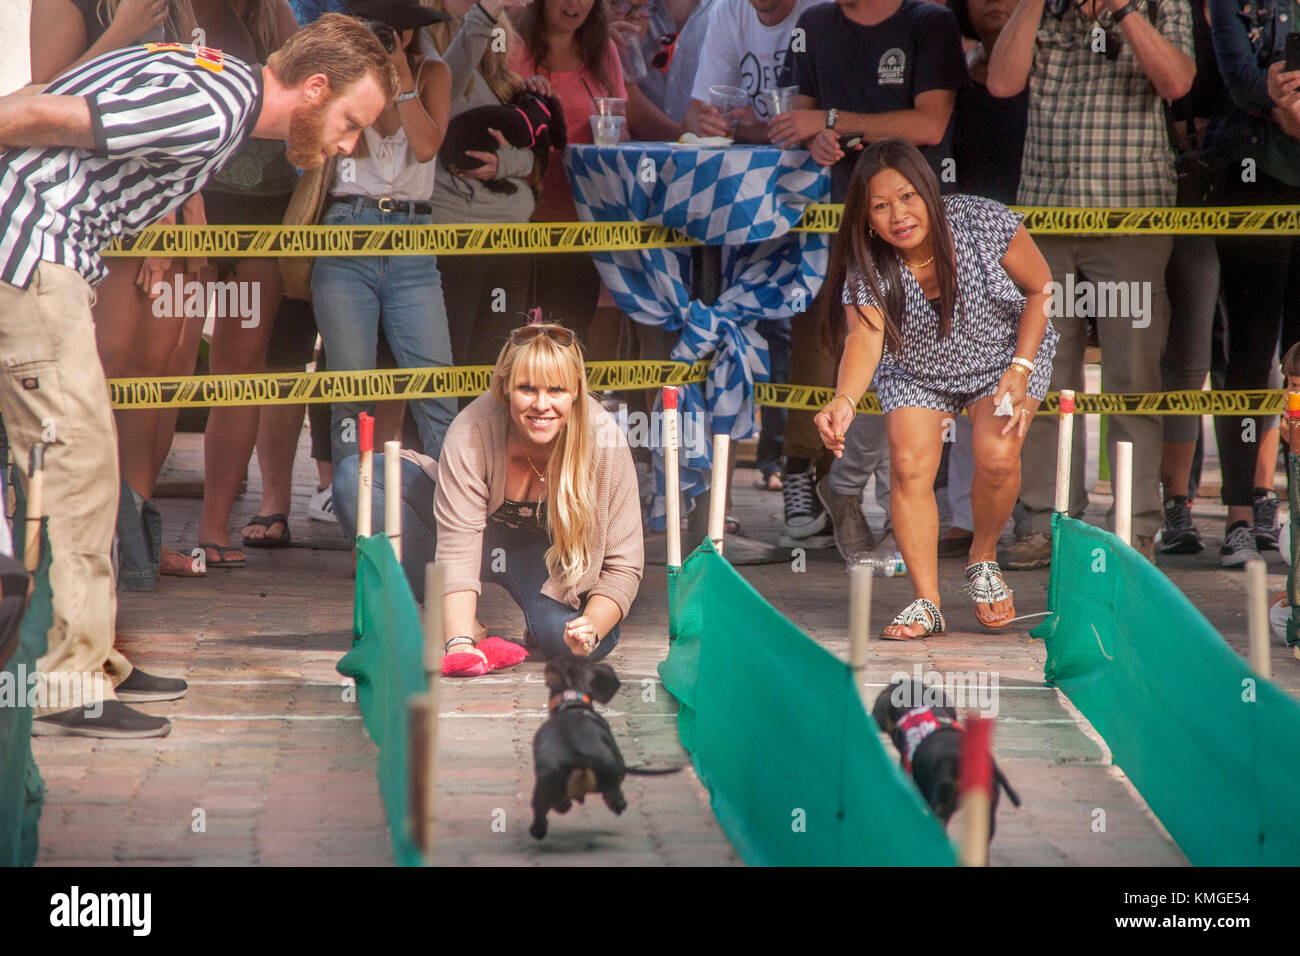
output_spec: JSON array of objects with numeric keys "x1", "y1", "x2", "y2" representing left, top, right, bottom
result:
[{"x1": 432, "y1": 394, "x2": 644, "y2": 617}]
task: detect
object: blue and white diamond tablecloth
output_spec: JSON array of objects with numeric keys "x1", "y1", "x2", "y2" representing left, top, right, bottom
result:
[{"x1": 566, "y1": 143, "x2": 829, "y2": 528}]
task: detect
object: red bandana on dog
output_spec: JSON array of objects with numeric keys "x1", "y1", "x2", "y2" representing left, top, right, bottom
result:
[{"x1": 897, "y1": 707, "x2": 962, "y2": 772}]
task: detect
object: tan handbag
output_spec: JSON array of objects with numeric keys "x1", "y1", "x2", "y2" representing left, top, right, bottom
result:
[{"x1": 278, "y1": 154, "x2": 338, "y2": 302}]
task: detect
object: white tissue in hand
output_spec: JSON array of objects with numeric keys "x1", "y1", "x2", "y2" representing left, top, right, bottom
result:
[{"x1": 994, "y1": 391, "x2": 1015, "y2": 417}]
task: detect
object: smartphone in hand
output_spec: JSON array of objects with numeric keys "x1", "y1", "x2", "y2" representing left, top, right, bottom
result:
[{"x1": 1287, "y1": 32, "x2": 1300, "y2": 73}]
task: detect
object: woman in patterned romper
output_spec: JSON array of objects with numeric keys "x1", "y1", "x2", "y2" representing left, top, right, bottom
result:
[{"x1": 814, "y1": 139, "x2": 1057, "y2": 639}]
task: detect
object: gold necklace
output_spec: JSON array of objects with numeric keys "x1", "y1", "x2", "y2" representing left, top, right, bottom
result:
[
  {"x1": 524, "y1": 451, "x2": 547, "y2": 483},
  {"x1": 901, "y1": 253, "x2": 935, "y2": 270}
]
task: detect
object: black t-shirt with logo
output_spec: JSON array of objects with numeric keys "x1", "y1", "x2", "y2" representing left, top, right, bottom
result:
[{"x1": 788, "y1": 0, "x2": 969, "y2": 200}]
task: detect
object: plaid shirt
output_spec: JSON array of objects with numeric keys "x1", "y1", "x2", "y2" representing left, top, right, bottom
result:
[{"x1": 1018, "y1": 0, "x2": 1194, "y2": 208}]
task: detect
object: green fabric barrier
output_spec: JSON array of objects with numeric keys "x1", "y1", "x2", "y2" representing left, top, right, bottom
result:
[
  {"x1": 338, "y1": 533, "x2": 428, "y2": 868},
  {"x1": 659, "y1": 540, "x2": 956, "y2": 866},
  {"x1": 1033, "y1": 512, "x2": 1300, "y2": 865},
  {"x1": 0, "y1": 487, "x2": 49, "y2": 867}
]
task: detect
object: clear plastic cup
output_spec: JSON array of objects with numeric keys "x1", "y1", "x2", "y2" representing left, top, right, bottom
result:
[
  {"x1": 756, "y1": 89, "x2": 783, "y2": 120},
  {"x1": 590, "y1": 114, "x2": 626, "y2": 146},
  {"x1": 595, "y1": 97, "x2": 627, "y2": 117},
  {"x1": 708, "y1": 85, "x2": 748, "y2": 130}
]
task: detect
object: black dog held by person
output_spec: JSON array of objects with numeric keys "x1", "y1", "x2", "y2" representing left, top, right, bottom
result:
[
  {"x1": 872, "y1": 678, "x2": 1021, "y2": 840},
  {"x1": 441, "y1": 89, "x2": 566, "y2": 196},
  {"x1": 529, "y1": 657, "x2": 679, "y2": 840}
]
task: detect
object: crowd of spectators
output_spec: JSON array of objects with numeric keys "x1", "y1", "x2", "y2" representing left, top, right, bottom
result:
[{"x1": 4, "y1": 0, "x2": 1300, "y2": 732}]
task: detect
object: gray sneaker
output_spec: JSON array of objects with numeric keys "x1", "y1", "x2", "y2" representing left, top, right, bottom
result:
[
  {"x1": 816, "y1": 477, "x2": 873, "y2": 560},
  {"x1": 1000, "y1": 531, "x2": 1053, "y2": 570}
]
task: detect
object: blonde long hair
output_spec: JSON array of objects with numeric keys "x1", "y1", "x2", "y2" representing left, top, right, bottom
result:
[
  {"x1": 422, "y1": 0, "x2": 520, "y2": 103},
  {"x1": 491, "y1": 332, "x2": 596, "y2": 589},
  {"x1": 97, "y1": 0, "x2": 199, "y2": 45}
]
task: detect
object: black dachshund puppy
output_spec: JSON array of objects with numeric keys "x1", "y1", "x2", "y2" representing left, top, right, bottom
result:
[
  {"x1": 872, "y1": 678, "x2": 1021, "y2": 840},
  {"x1": 529, "y1": 657, "x2": 678, "y2": 840},
  {"x1": 441, "y1": 89, "x2": 566, "y2": 196}
]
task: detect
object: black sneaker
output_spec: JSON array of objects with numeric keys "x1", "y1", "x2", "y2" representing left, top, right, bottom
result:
[
  {"x1": 32, "y1": 700, "x2": 172, "y2": 738},
  {"x1": 1158, "y1": 496, "x2": 1203, "y2": 554},
  {"x1": 1220, "y1": 520, "x2": 1263, "y2": 568},
  {"x1": 115, "y1": 667, "x2": 188, "y2": 702},
  {"x1": 780, "y1": 467, "x2": 833, "y2": 548},
  {"x1": 1253, "y1": 488, "x2": 1281, "y2": 551}
]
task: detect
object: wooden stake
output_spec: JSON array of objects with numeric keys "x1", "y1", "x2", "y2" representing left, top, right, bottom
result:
[
  {"x1": 1114, "y1": 441, "x2": 1133, "y2": 547},
  {"x1": 848, "y1": 564, "x2": 872, "y2": 709},
  {"x1": 958, "y1": 716, "x2": 993, "y2": 867},
  {"x1": 384, "y1": 440, "x2": 402, "y2": 562},
  {"x1": 708, "y1": 434, "x2": 729, "y2": 555},
  {"x1": 357, "y1": 413, "x2": 374, "y2": 539},
  {"x1": 1054, "y1": 389, "x2": 1074, "y2": 515},
  {"x1": 663, "y1": 387, "x2": 682, "y2": 568},
  {"x1": 1246, "y1": 559, "x2": 1271, "y2": 680},
  {"x1": 407, "y1": 695, "x2": 436, "y2": 862},
  {"x1": 413, "y1": 562, "x2": 447, "y2": 864}
]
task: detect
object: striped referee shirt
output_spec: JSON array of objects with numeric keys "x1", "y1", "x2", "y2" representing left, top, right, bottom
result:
[
  {"x1": 0, "y1": 43, "x2": 263, "y2": 289},
  {"x1": 1017, "y1": 0, "x2": 1194, "y2": 209}
]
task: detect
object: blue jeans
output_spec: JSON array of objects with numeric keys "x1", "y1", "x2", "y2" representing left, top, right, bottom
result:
[
  {"x1": 311, "y1": 200, "x2": 456, "y2": 464},
  {"x1": 333, "y1": 454, "x2": 619, "y2": 661}
]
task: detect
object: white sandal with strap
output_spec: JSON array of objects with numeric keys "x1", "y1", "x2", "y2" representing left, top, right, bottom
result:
[
  {"x1": 965, "y1": 560, "x2": 1016, "y2": 629},
  {"x1": 881, "y1": 597, "x2": 946, "y2": 640}
]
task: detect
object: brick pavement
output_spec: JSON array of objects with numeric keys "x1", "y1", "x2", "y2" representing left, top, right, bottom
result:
[{"x1": 29, "y1": 427, "x2": 1300, "y2": 866}]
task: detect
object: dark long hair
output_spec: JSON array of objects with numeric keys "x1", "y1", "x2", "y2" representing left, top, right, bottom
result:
[
  {"x1": 513, "y1": 0, "x2": 614, "y2": 97},
  {"x1": 817, "y1": 139, "x2": 961, "y2": 359}
]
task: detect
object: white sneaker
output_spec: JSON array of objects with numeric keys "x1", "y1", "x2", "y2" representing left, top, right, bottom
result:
[{"x1": 308, "y1": 485, "x2": 336, "y2": 523}]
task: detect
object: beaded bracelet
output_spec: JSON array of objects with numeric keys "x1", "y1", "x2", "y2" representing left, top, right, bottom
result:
[{"x1": 1010, "y1": 357, "x2": 1035, "y2": 375}]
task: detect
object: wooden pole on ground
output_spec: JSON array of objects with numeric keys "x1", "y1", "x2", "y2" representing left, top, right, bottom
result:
[
  {"x1": 1114, "y1": 441, "x2": 1133, "y2": 547},
  {"x1": 357, "y1": 413, "x2": 374, "y2": 539},
  {"x1": 663, "y1": 386, "x2": 682, "y2": 568},
  {"x1": 384, "y1": 440, "x2": 402, "y2": 562},
  {"x1": 848, "y1": 564, "x2": 872, "y2": 710},
  {"x1": 1245, "y1": 559, "x2": 1271, "y2": 680},
  {"x1": 957, "y1": 716, "x2": 993, "y2": 867},
  {"x1": 1054, "y1": 389, "x2": 1075, "y2": 515},
  {"x1": 708, "y1": 434, "x2": 729, "y2": 556},
  {"x1": 410, "y1": 561, "x2": 446, "y2": 863}
]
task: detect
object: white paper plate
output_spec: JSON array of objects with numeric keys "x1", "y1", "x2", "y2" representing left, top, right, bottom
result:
[{"x1": 670, "y1": 135, "x2": 734, "y2": 148}]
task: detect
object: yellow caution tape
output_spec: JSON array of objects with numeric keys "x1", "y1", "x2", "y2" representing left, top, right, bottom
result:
[
  {"x1": 102, "y1": 223, "x2": 696, "y2": 258},
  {"x1": 759, "y1": 384, "x2": 1289, "y2": 416},
  {"x1": 100, "y1": 205, "x2": 1300, "y2": 259},
  {"x1": 108, "y1": 359, "x2": 710, "y2": 409},
  {"x1": 109, "y1": 357, "x2": 1285, "y2": 417},
  {"x1": 795, "y1": 204, "x2": 1300, "y2": 236}
]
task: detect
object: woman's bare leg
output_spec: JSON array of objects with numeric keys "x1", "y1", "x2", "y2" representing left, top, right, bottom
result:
[
  {"x1": 882, "y1": 406, "x2": 949, "y2": 638},
  {"x1": 966, "y1": 393, "x2": 1042, "y2": 624}
]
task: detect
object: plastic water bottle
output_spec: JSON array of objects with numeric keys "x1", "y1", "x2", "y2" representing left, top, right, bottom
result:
[{"x1": 846, "y1": 549, "x2": 907, "y2": 577}]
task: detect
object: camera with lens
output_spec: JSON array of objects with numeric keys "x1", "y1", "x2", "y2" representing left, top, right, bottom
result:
[{"x1": 362, "y1": 18, "x2": 397, "y2": 53}]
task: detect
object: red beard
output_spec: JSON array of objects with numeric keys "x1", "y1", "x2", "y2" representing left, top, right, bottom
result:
[{"x1": 285, "y1": 93, "x2": 333, "y2": 168}]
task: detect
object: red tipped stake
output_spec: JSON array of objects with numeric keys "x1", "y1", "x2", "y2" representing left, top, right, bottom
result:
[
  {"x1": 958, "y1": 716, "x2": 994, "y2": 866},
  {"x1": 359, "y1": 411, "x2": 375, "y2": 455}
]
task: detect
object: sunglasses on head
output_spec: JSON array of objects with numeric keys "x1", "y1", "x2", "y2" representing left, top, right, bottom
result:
[
  {"x1": 508, "y1": 324, "x2": 577, "y2": 346},
  {"x1": 651, "y1": 32, "x2": 679, "y2": 73}
]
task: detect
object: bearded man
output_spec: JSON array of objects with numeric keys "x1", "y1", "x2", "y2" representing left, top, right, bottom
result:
[{"x1": 0, "y1": 13, "x2": 396, "y2": 738}]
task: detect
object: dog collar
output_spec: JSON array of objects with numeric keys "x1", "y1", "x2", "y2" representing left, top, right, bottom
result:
[
  {"x1": 548, "y1": 689, "x2": 592, "y2": 714},
  {"x1": 897, "y1": 707, "x2": 962, "y2": 773},
  {"x1": 513, "y1": 104, "x2": 549, "y2": 148}
]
